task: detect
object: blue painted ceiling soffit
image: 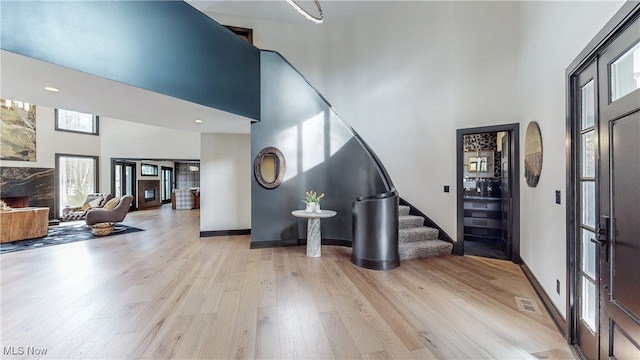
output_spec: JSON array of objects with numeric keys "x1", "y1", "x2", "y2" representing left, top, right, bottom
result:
[{"x1": 0, "y1": 0, "x2": 260, "y2": 121}]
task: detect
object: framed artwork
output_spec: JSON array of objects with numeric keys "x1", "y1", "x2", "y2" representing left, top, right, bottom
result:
[
  {"x1": 1, "y1": 99, "x2": 36, "y2": 161},
  {"x1": 464, "y1": 150, "x2": 494, "y2": 178}
]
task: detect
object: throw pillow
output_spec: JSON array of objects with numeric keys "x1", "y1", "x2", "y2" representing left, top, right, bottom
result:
[
  {"x1": 82, "y1": 197, "x2": 103, "y2": 211},
  {"x1": 103, "y1": 197, "x2": 120, "y2": 211}
]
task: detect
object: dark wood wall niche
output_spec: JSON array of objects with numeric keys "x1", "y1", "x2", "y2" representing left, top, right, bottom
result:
[{"x1": 137, "y1": 180, "x2": 160, "y2": 209}]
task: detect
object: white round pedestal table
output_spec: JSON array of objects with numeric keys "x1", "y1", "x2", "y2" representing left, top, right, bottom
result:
[{"x1": 291, "y1": 209, "x2": 337, "y2": 257}]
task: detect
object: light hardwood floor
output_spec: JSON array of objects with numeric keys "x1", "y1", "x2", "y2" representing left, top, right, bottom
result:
[{"x1": 1, "y1": 205, "x2": 576, "y2": 359}]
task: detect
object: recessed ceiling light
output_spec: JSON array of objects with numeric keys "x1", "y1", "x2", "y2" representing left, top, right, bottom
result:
[
  {"x1": 44, "y1": 86, "x2": 60, "y2": 92},
  {"x1": 194, "y1": 119, "x2": 203, "y2": 123}
]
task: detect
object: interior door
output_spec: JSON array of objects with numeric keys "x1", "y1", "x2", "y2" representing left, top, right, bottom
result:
[{"x1": 596, "y1": 15, "x2": 640, "y2": 360}]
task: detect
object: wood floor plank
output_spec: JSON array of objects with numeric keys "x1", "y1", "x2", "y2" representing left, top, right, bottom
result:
[
  {"x1": 0, "y1": 206, "x2": 577, "y2": 359},
  {"x1": 255, "y1": 306, "x2": 281, "y2": 359},
  {"x1": 319, "y1": 310, "x2": 362, "y2": 360}
]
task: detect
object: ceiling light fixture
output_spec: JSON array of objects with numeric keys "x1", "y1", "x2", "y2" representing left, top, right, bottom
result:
[
  {"x1": 44, "y1": 86, "x2": 60, "y2": 92},
  {"x1": 286, "y1": 0, "x2": 323, "y2": 24},
  {"x1": 194, "y1": 119, "x2": 203, "y2": 123}
]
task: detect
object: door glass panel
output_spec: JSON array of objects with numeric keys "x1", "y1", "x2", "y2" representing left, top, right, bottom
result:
[
  {"x1": 115, "y1": 164, "x2": 122, "y2": 197},
  {"x1": 581, "y1": 181, "x2": 596, "y2": 228},
  {"x1": 581, "y1": 130, "x2": 595, "y2": 177},
  {"x1": 581, "y1": 229, "x2": 596, "y2": 278},
  {"x1": 582, "y1": 80, "x2": 595, "y2": 129},
  {"x1": 125, "y1": 166, "x2": 133, "y2": 195},
  {"x1": 581, "y1": 276, "x2": 597, "y2": 332},
  {"x1": 610, "y1": 41, "x2": 640, "y2": 102}
]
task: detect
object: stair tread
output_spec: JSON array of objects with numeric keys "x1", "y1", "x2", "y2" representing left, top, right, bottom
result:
[
  {"x1": 399, "y1": 215, "x2": 422, "y2": 219},
  {"x1": 399, "y1": 239, "x2": 450, "y2": 248},
  {"x1": 399, "y1": 205, "x2": 410, "y2": 216},
  {"x1": 399, "y1": 239, "x2": 452, "y2": 260},
  {"x1": 399, "y1": 226, "x2": 439, "y2": 242},
  {"x1": 399, "y1": 215, "x2": 424, "y2": 229}
]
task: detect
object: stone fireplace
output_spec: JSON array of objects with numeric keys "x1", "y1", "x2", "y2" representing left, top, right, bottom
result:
[{"x1": 0, "y1": 167, "x2": 55, "y2": 218}]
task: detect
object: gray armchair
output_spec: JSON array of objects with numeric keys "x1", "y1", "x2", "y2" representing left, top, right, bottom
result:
[
  {"x1": 85, "y1": 195, "x2": 133, "y2": 226},
  {"x1": 62, "y1": 193, "x2": 113, "y2": 221}
]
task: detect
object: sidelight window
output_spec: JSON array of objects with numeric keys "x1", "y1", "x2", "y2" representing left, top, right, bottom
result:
[{"x1": 578, "y1": 79, "x2": 597, "y2": 333}]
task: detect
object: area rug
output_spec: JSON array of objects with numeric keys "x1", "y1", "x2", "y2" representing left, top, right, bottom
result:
[{"x1": 0, "y1": 223, "x2": 144, "y2": 254}]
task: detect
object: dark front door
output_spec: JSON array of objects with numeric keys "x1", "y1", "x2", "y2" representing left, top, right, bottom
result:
[{"x1": 596, "y1": 15, "x2": 640, "y2": 359}]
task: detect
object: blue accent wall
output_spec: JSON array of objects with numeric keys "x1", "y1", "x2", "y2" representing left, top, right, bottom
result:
[{"x1": 0, "y1": 0, "x2": 260, "y2": 120}]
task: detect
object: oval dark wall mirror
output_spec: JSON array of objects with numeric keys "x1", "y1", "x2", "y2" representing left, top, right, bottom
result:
[
  {"x1": 524, "y1": 121, "x2": 543, "y2": 187},
  {"x1": 254, "y1": 147, "x2": 286, "y2": 189}
]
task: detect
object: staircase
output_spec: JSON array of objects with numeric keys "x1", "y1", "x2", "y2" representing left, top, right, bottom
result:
[{"x1": 398, "y1": 205, "x2": 453, "y2": 260}]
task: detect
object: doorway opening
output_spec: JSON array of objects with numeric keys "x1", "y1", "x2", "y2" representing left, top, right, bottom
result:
[
  {"x1": 161, "y1": 166, "x2": 174, "y2": 204},
  {"x1": 456, "y1": 123, "x2": 520, "y2": 263},
  {"x1": 112, "y1": 160, "x2": 137, "y2": 210}
]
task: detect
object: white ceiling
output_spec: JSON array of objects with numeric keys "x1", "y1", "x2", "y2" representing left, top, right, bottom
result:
[{"x1": 0, "y1": 1, "x2": 376, "y2": 135}]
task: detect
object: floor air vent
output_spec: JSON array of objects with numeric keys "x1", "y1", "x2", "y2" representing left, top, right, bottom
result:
[{"x1": 515, "y1": 296, "x2": 542, "y2": 315}]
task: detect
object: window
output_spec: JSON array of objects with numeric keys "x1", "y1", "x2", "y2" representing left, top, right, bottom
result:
[
  {"x1": 610, "y1": 41, "x2": 640, "y2": 102},
  {"x1": 56, "y1": 154, "x2": 98, "y2": 217},
  {"x1": 55, "y1": 108, "x2": 99, "y2": 135},
  {"x1": 141, "y1": 163, "x2": 158, "y2": 176}
]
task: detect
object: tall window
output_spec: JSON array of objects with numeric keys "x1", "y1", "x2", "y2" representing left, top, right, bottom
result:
[
  {"x1": 578, "y1": 79, "x2": 597, "y2": 332},
  {"x1": 55, "y1": 109, "x2": 99, "y2": 135},
  {"x1": 56, "y1": 154, "x2": 98, "y2": 216}
]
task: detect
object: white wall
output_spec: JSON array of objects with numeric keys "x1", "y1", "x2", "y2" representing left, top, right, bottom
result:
[
  {"x1": 517, "y1": 0, "x2": 624, "y2": 318},
  {"x1": 200, "y1": 133, "x2": 251, "y2": 231},
  {"x1": 98, "y1": 117, "x2": 200, "y2": 192},
  {"x1": 208, "y1": 0, "x2": 624, "y2": 317},
  {"x1": 210, "y1": 1, "x2": 522, "y2": 240}
]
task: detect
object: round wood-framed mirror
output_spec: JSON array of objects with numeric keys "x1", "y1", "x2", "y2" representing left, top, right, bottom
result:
[
  {"x1": 254, "y1": 147, "x2": 286, "y2": 189},
  {"x1": 524, "y1": 121, "x2": 543, "y2": 187}
]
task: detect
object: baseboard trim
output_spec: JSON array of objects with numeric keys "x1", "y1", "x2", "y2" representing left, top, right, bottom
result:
[
  {"x1": 200, "y1": 229, "x2": 251, "y2": 237},
  {"x1": 249, "y1": 238, "x2": 352, "y2": 249},
  {"x1": 520, "y1": 262, "x2": 567, "y2": 339}
]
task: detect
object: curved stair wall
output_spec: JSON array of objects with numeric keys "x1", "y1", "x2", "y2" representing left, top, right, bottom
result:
[{"x1": 252, "y1": 51, "x2": 398, "y2": 262}]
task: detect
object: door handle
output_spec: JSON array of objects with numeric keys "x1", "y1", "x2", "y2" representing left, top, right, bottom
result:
[
  {"x1": 591, "y1": 215, "x2": 610, "y2": 262},
  {"x1": 590, "y1": 228, "x2": 606, "y2": 245}
]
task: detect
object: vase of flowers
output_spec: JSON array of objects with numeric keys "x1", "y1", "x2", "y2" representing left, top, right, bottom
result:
[{"x1": 304, "y1": 191, "x2": 325, "y2": 213}]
